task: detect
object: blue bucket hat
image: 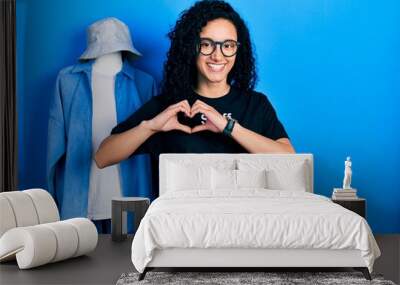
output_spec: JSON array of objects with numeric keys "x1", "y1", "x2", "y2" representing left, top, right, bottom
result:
[{"x1": 80, "y1": 17, "x2": 142, "y2": 60}]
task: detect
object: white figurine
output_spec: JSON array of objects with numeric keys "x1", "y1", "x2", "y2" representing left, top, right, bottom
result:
[{"x1": 342, "y1": 156, "x2": 352, "y2": 189}]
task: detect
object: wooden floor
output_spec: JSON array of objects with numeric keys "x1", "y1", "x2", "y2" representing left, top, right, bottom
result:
[
  {"x1": 374, "y1": 235, "x2": 400, "y2": 284},
  {"x1": 0, "y1": 234, "x2": 399, "y2": 285}
]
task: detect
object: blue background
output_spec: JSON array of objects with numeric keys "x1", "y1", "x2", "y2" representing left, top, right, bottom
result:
[{"x1": 16, "y1": 0, "x2": 399, "y2": 233}]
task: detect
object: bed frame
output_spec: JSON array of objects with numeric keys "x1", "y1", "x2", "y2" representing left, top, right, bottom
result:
[{"x1": 138, "y1": 154, "x2": 371, "y2": 280}]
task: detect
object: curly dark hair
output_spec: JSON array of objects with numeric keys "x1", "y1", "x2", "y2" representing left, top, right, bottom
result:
[{"x1": 161, "y1": 0, "x2": 257, "y2": 103}]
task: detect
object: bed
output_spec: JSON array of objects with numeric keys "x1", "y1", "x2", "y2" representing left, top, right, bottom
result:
[{"x1": 131, "y1": 153, "x2": 381, "y2": 280}]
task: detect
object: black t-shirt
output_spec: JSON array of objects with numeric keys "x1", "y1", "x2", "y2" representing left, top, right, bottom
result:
[
  {"x1": 112, "y1": 87, "x2": 288, "y2": 154},
  {"x1": 111, "y1": 87, "x2": 289, "y2": 196}
]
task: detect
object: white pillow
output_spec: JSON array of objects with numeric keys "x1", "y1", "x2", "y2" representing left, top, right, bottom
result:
[
  {"x1": 167, "y1": 162, "x2": 212, "y2": 191},
  {"x1": 237, "y1": 159, "x2": 308, "y2": 191},
  {"x1": 211, "y1": 168, "x2": 267, "y2": 190},
  {"x1": 211, "y1": 168, "x2": 236, "y2": 190},
  {"x1": 236, "y1": 169, "x2": 267, "y2": 188},
  {"x1": 265, "y1": 163, "x2": 307, "y2": 191}
]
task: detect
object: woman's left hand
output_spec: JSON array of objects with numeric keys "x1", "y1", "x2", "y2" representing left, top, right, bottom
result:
[{"x1": 190, "y1": 100, "x2": 227, "y2": 133}]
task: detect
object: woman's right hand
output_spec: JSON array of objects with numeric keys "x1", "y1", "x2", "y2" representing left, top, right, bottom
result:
[{"x1": 146, "y1": 100, "x2": 192, "y2": 133}]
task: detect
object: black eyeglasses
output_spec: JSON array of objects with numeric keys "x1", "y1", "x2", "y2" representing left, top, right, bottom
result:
[{"x1": 197, "y1": 37, "x2": 240, "y2": 57}]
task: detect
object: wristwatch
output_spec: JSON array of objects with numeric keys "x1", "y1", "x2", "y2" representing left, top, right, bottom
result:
[{"x1": 222, "y1": 118, "x2": 236, "y2": 137}]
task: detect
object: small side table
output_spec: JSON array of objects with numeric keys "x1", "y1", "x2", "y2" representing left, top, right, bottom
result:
[
  {"x1": 111, "y1": 197, "x2": 150, "y2": 242},
  {"x1": 332, "y1": 198, "x2": 366, "y2": 218}
]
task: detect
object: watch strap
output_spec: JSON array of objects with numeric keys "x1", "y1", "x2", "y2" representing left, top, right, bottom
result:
[{"x1": 222, "y1": 118, "x2": 236, "y2": 137}]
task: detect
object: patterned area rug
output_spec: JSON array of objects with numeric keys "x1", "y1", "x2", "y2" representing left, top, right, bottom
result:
[{"x1": 116, "y1": 271, "x2": 396, "y2": 285}]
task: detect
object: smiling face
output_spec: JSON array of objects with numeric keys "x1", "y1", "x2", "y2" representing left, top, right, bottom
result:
[{"x1": 196, "y1": 18, "x2": 238, "y2": 88}]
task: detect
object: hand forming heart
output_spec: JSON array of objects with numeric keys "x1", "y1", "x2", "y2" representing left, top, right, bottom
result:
[{"x1": 149, "y1": 99, "x2": 228, "y2": 134}]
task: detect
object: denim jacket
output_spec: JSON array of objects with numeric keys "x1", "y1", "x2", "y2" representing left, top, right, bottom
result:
[{"x1": 47, "y1": 59, "x2": 157, "y2": 219}]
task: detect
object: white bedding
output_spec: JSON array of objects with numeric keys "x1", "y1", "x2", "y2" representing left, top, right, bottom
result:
[{"x1": 131, "y1": 190, "x2": 380, "y2": 273}]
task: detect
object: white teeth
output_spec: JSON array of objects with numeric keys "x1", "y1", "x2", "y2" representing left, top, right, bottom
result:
[{"x1": 207, "y1": 63, "x2": 225, "y2": 72}]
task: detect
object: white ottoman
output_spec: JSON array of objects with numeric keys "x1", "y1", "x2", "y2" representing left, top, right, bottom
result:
[{"x1": 0, "y1": 189, "x2": 98, "y2": 269}]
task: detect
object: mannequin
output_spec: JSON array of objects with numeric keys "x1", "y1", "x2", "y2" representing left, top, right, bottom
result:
[
  {"x1": 87, "y1": 51, "x2": 123, "y2": 231},
  {"x1": 47, "y1": 18, "x2": 157, "y2": 231},
  {"x1": 92, "y1": 51, "x2": 122, "y2": 75}
]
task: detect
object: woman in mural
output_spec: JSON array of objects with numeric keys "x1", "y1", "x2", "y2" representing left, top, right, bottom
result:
[{"x1": 95, "y1": 0, "x2": 295, "y2": 170}]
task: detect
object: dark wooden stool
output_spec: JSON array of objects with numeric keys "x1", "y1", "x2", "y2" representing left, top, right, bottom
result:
[{"x1": 111, "y1": 197, "x2": 150, "y2": 241}]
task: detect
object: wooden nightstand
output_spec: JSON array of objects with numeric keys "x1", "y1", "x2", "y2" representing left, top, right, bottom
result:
[{"x1": 332, "y1": 198, "x2": 366, "y2": 218}]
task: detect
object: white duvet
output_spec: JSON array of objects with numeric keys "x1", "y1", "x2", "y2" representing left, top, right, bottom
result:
[{"x1": 131, "y1": 190, "x2": 380, "y2": 273}]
